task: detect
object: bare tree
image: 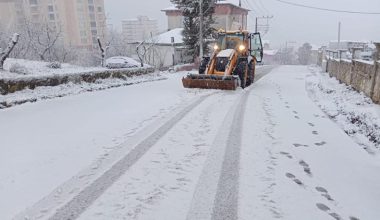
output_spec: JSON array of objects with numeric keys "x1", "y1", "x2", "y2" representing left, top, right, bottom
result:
[
  {"x1": 0, "y1": 33, "x2": 20, "y2": 70},
  {"x1": 136, "y1": 36, "x2": 161, "y2": 68},
  {"x1": 106, "y1": 28, "x2": 131, "y2": 57},
  {"x1": 32, "y1": 23, "x2": 62, "y2": 61},
  {"x1": 9, "y1": 20, "x2": 62, "y2": 62},
  {"x1": 97, "y1": 37, "x2": 109, "y2": 67}
]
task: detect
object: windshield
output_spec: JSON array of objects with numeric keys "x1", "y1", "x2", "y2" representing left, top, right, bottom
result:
[{"x1": 217, "y1": 33, "x2": 244, "y2": 50}]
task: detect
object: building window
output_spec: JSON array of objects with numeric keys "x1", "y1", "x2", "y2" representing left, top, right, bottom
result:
[
  {"x1": 97, "y1": 7, "x2": 102, "y2": 12},
  {"x1": 88, "y1": 0, "x2": 94, "y2": 4},
  {"x1": 90, "y1": 21, "x2": 96, "y2": 28},
  {"x1": 49, "y1": 14, "x2": 55, "y2": 20},
  {"x1": 48, "y1": 5, "x2": 54, "y2": 12},
  {"x1": 29, "y1": 0, "x2": 38, "y2": 5},
  {"x1": 88, "y1": 5, "x2": 94, "y2": 12}
]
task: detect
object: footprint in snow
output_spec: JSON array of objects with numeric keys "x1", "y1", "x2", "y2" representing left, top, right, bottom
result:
[
  {"x1": 316, "y1": 203, "x2": 330, "y2": 212},
  {"x1": 329, "y1": 212, "x2": 343, "y2": 220},
  {"x1": 315, "y1": 186, "x2": 328, "y2": 193},
  {"x1": 280, "y1": 151, "x2": 293, "y2": 159},
  {"x1": 315, "y1": 186, "x2": 334, "y2": 201},
  {"x1": 285, "y1": 173, "x2": 303, "y2": 186},
  {"x1": 293, "y1": 143, "x2": 309, "y2": 148},
  {"x1": 299, "y1": 160, "x2": 312, "y2": 176},
  {"x1": 308, "y1": 122, "x2": 315, "y2": 127},
  {"x1": 315, "y1": 141, "x2": 327, "y2": 146},
  {"x1": 312, "y1": 131, "x2": 319, "y2": 135}
]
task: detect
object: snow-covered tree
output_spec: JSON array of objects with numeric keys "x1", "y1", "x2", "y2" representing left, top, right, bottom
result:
[
  {"x1": 298, "y1": 43, "x2": 312, "y2": 65},
  {"x1": 0, "y1": 33, "x2": 19, "y2": 70},
  {"x1": 170, "y1": 0, "x2": 215, "y2": 61}
]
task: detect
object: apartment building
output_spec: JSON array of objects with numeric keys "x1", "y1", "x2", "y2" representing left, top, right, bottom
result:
[
  {"x1": 122, "y1": 16, "x2": 158, "y2": 43},
  {"x1": 0, "y1": 0, "x2": 106, "y2": 49}
]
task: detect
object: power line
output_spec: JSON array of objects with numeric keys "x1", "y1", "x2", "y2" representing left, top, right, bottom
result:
[
  {"x1": 273, "y1": 0, "x2": 380, "y2": 15},
  {"x1": 243, "y1": 0, "x2": 259, "y2": 15},
  {"x1": 250, "y1": 0, "x2": 266, "y2": 15},
  {"x1": 257, "y1": 0, "x2": 270, "y2": 14}
]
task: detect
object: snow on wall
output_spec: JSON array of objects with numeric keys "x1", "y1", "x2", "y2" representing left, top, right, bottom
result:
[{"x1": 0, "y1": 60, "x2": 155, "y2": 95}]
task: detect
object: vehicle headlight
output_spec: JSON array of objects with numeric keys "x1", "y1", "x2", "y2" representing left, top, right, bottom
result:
[
  {"x1": 214, "y1": 44, "x2": 219, "y2": 50},
  {"x1": 239, "y1": 44, "x2": 246, "y2": 51}
]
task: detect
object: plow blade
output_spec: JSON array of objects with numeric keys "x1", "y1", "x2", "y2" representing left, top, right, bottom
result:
[{"x1": 182, "y1": 74, "x2": 239, "y2": 90}]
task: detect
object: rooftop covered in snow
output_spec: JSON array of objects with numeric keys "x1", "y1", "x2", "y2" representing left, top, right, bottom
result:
[
  {"x1": 162, "y1": 0, "x2": 249, "y2": 12},
  {"x1": 146, "y1": 28, "x2": 184, "y2": 45}
]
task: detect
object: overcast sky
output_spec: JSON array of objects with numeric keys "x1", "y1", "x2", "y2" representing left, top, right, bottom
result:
[{"x1": 104, "y1": 0, "x2": 380, "y2": 48}]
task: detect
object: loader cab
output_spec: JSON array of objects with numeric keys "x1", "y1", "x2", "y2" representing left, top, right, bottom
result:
[
  {"x1": 216, "y1": 32, "x2": 246, "y2": 51},
  {"x1": 250, "y1": 33, "x2": 264, "y2": 63}
]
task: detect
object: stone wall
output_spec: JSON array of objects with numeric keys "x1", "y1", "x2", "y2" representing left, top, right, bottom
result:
[
  {"x1": 326, "y1": 58, "x2": 379, "y2": 104},
  {"x1": 0, "y1": 67, "x2": 155, "y2": 95},
  {"x1": 351, "y1": 60, "x2": 376, "y2": 97},
  {"x1": 372, "y1": 61, "x2": 380, "y2": 103}
]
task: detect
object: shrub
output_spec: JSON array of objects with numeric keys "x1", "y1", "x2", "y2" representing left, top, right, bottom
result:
[
  {"x1": 47, "y1": 61, "x2": 62, "y2": 69},
  {"x1": 9, "y1": 63, "x2": 29, "y2": 75}
]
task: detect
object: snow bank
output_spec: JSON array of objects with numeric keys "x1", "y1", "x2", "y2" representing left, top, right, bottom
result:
[
  {"x1": 1, "y1": 58, "x2": 151, "y2": 80},
  {"x1": 0, "y1": 59, "x2": 156, "y2": 97},
  {"x1": 306, "y1": 66, "x2": 380, "y2": 154}
]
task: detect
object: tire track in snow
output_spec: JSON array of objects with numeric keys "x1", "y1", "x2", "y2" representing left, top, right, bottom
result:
[
  {"x1": 46, "y1": 93, "x2": 215, "y2": 220},
  {"x1": 186, "y1": 66, "x2": 274, "y2": 220},
  {"x1": 209, "y1": 66, "x2": 275, "y2": 220},
  {"x1": 186, "y1": 91, "x2": 247, "y2": 220},
  {"x1": 210, "y1": 89, "x2": 250, "y2": 220},
  {"x1": 186, "y1": 91, "x2": 250, "y2": 220}
]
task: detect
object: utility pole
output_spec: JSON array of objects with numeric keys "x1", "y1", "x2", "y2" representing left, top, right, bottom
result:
[
  {"x1": 199, "y1": 0, "x2": 204, "y2": 58},
  {"x1": 255, "y1": 17, "x2": 258, "y2": 33},
  {"x1": 338, "y1": 22, "x2": 341, "y2": 50},
  {"x1": 255, "y1": 16, "x2": 274, "y2": 34}
]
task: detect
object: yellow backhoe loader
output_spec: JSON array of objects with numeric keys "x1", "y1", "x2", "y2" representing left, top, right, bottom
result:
[{"x1": 182, "y1": 30, "x2": 263, "y2": 90}]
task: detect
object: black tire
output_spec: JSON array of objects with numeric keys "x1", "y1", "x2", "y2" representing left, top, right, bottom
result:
[
  {"x1": 234, "y1": 60, "x2": 247, "y2": 89},
  {"x1": 246, "y1": 61, "x2": 255, "y2": 87},
  {"x1": 199, "y1": 57, "x2": 210, "y2": 74}
]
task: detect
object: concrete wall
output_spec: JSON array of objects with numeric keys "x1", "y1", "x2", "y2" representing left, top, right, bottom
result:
[
  {"x1": 326, "y1": 58, "x2": 379, "y2": 103},
  {"x1": 373, "y1": 61, "x2": 380, "y2": 103},
  {"x1": 350, "y1": 60, "x2": 376, "y2": 97}
]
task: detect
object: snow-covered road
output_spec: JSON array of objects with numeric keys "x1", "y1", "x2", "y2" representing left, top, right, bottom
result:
[{"x1": 1, "y1": 65, "x2": 380, "y2": 220}]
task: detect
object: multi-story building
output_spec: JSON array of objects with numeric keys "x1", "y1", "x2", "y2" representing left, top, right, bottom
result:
[
  {"x1": 0, "y1": 0, "x2": 106, "y2": 49},
  {"x1": 122, "y1": 16, "x2": 159, "y2": 43},
  {"x1": 162, "y1": 0, "x2": 249, "y2": 31}
]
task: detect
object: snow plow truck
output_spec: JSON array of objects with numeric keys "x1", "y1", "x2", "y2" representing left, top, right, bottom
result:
[{"x1": 182, "y1": 30, "x2": 264, "y2": 90}]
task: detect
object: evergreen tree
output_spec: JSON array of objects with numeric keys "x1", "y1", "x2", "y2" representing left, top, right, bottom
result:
[
  {"x1": 170, "y1": 0, "x2": 215, "y2": 61},
  {"x1": 298, "y1": 43, "x2": 312, "y2": 65}
]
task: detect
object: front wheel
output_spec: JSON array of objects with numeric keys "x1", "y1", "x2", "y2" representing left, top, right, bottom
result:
[
  {"x1": 234, "y1": 61, "x2": 247, "y2": 89},
  {"x1": 246, "y1": 61, "x2": 255, "y2": 87},
  {"x1": 199, "y1": 57, "x2": 210, "y2": 74}
]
